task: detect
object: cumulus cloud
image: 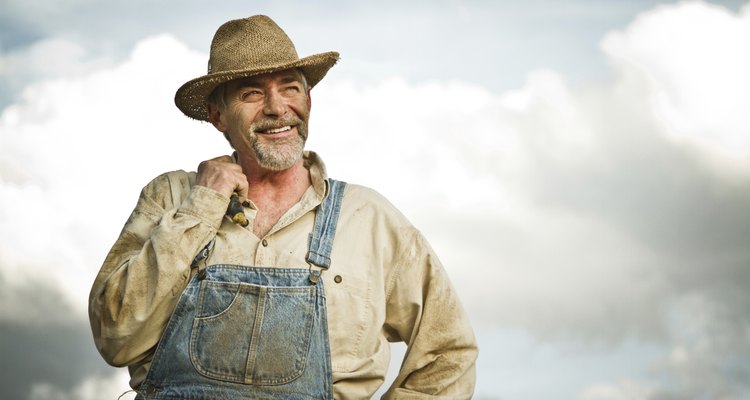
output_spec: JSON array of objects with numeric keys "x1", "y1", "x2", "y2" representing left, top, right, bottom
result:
[
  {"x1": 602, "y1": 0, "x2": 750, "y2": 164},
  {"x1": 0, "y1": 34, "x2": 227, "y2": 322},
  {"x1": 314, "y1": 1, "x2": 750, "y2": 397},
  {"x1": 0, "y1": 37, "x2": 115, "y2": 110},
  {"x1": 0, "y1": 34, "x2": 227, "y2": 398},
  {"x1": 2, "y1": 1, "x2": 750, "y2": 399}
]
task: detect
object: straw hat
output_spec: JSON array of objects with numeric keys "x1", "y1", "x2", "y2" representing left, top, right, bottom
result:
[{"x1": 175, "y1": 15, "x2": 339, "y2": 121}]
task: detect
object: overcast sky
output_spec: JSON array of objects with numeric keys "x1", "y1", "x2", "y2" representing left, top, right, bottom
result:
[{"x1": 2, "y1": 1, "x2": 750, "y2": 399}]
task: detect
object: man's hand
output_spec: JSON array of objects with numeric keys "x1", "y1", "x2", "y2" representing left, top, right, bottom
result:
[{"x1": 196, "y1": 155, "x2": 249, "y2": 201}]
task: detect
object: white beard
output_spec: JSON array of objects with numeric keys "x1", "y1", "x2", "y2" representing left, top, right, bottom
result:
[{"x1": 252, "y1": 132, "x2": 306, "y2": 171}]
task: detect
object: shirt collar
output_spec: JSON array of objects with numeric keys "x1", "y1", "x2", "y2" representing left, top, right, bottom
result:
[{"x1": 303, "y1": 150, "x2": 329, "y2": 200}]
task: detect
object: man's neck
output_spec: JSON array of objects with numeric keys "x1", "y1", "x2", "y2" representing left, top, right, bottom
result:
[
  {"x1": 237, "y1": 154, "x2": 311, "y2": 237},
  {"x1": 238, "y1": 155, "x2": 308, "y2": 193}
]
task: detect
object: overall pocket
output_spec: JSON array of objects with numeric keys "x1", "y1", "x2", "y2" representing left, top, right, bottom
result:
[{"x1": 189, "y1": 279, "x2": 316, "y2": 385}]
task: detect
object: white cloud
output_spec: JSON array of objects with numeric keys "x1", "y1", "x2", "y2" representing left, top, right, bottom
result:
[
  {"x1": 313, "y1": 1, "x2": 750, "y2": 397},
  {"x1": 602, "y1": 0, "x2": 750, "y2": 165},
  {"x1": 0, "y1": 37, "x2": 109, "y2": 81},
  {"x1": 0, "y1": 34, "x2": 228, "y2": 322},
  {"x1": 0, "y1": 36, "x2": 115, "y2": 109}
]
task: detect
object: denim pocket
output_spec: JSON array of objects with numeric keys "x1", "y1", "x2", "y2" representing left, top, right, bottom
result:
[{"x1": 189, "y1": 279, "x2": 316, "y2": 385}]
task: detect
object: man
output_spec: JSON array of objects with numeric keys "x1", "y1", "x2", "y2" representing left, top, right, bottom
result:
[{"x1": 89, "y1": 15, "x2": 477, "y2": 399}]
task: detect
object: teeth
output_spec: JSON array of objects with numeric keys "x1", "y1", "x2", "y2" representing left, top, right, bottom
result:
[{"x1": 265, "y1": 126, "x2": 291, "y2": 134}]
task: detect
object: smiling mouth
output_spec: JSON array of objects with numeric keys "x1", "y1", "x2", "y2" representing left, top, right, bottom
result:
[{"x1": 257, "y1": 125, "x2": 293, "y2": 135}]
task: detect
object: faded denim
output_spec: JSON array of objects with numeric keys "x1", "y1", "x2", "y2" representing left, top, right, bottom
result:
[{"x1": 136, "y1": 180, "x2": 347, "y2": 399}]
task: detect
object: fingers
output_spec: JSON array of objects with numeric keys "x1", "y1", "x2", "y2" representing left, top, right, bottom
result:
[
  {"x1": 196, "y1": 155, "x2": 249, "y2": 199},
  {"x1": 212, "y1": 155, "x2": 234, "y2": 164}
]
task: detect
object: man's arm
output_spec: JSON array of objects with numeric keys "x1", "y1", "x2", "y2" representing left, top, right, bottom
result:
[
  {"x1": 88, "y1": 171, "x2": 228, "y2": 367},
  {"x1": 382, "y1": 229, "x2": 478, "y2": 399}
]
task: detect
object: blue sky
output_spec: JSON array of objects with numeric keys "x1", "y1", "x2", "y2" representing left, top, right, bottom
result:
[{"x1": 2, "y1": 1, "x2": 750, "y2": 399}]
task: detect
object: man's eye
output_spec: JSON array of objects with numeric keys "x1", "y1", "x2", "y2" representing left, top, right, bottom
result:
[{"x1": 241, "y1": 90, "x2": 263, "y2": 100}]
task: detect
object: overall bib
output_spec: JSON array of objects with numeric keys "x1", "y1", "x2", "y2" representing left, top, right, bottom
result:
[{"x1": 137, "y1": 179, "x2": 347, "y2": 400}]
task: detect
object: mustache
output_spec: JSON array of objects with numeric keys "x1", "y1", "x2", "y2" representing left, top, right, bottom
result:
[{"x1": 250, "y1": 116, "x2": 305, "y2": 133}]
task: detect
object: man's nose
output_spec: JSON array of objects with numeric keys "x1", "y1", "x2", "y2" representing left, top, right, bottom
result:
[{"x1": 262, "y1": 90, "x2": 286, "y2": 117}]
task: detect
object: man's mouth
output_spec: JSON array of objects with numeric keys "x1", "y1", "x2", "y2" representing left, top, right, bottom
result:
[{"x1": 258, "y1": 126, "x2": 293, "y2": 135}]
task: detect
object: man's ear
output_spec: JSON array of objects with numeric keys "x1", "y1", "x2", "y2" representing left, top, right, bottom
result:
[
  {"x1": 306, "y1": 88, "x2": 312, "y2": 112},
  {"x1": 207, "y1": 103, "x2": 226, "y2": 132}
]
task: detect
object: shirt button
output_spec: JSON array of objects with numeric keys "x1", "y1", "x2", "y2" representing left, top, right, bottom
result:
[
  {"x1": 334, "y1": 275, "x2": 342, "y2": 283},
  {"x1": 262, "y1": 239, "x2": 268, "y2": 247}
]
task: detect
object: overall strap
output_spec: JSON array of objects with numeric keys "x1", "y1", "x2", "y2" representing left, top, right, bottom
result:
[{"x1": 306, "y1": 179, "x2": 347, "y2": 269}]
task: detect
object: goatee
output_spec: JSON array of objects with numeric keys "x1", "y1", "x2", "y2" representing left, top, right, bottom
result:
[{"x1": 249, "y1": 116, "x2": 307, "y2": 171}]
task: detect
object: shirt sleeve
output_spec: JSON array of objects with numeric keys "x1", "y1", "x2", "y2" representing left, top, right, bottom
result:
[
  {"x1": 382, "y1": 228, "x2": 479, "y2": 399},
  {"x1": 88, "y1": 171, "x2": 229, "y2": 367}
]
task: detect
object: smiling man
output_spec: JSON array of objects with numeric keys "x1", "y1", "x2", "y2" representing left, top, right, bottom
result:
[
  {"x1": 212, "y1": 70, "x2": 311, "y2": 173},
  {"x1": 88, "y1": 15, "x2": 477, "y2": 399}
]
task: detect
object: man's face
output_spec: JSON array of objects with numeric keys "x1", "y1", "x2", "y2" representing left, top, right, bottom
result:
[{"x1": 215, "y1": 69, "x2": 311, "y2": 171}]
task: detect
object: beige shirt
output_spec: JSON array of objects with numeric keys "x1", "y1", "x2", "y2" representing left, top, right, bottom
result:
[{"x1": 89, "y1": 152, "x2": 478, "y2": 399}]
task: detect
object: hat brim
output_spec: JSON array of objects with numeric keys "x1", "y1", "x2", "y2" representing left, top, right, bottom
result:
[{"x1": 175, "y1": 51, "x2": 339, "y2": 121}]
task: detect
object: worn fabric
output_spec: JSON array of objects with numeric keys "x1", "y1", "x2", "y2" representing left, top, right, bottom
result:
[
  {"x1": 134, "y1": 180, "x2": 345, "y2": 399},
  {"x1": 89, "y1": 151, "x2": 478, "y2": 399}
]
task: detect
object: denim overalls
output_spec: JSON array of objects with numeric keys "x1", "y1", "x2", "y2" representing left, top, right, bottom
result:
[{"x1": 137, "y1": 179, "x2": 346, "y2": 399}]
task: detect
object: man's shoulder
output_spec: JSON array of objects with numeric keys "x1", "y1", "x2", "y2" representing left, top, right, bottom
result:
[
  {"x1": 339, "y1": 182, "x2": 388, "y2": 206},
  {"x1": 339, "y1": 182, "x2": 412, "y2": 226},
  {"x1": 140, "y1": 169, "x2": 198, "y2": 207}
]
